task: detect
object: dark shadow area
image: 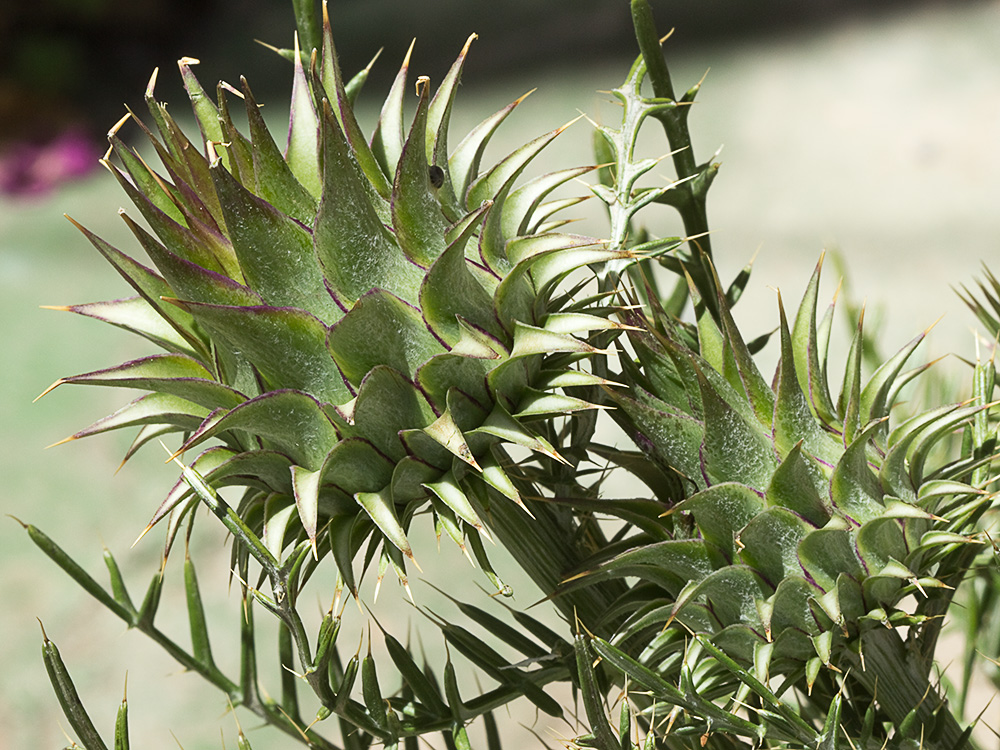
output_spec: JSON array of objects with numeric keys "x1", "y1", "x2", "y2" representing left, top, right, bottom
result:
[{"x1": 0, "y1": 0, "x2": 983, "y2": 193}]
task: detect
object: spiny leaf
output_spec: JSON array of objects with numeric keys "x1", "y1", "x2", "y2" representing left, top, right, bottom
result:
[
  {"x1": 240, "y1": 76, "x2": 317, "y2": 224},
  {"x1": 327, "y1": 289, "x2": 445, "y2": 385},
  {"x1": 356, "y1": 486, "x2": 414, "y2": 563},
  {"x1": 177, "y1": 390, "x2": 339, "y2": 471},
  {"x1": 168, "y1": 300, "x2": 351, "y2": 405},
  {"x1": 285, "y1": 33, "x2": 322, "y2": 197},
  {"x1": 315, "y1": 100, "x2": 422, "y2": 306},
  {"x1": 41, "y1": 354, "x2": 245, "y2": 411},
  {"x1": 371, "y1": 39, "x2": 413, "y2": 178},
  {"x1": 209, "y1": 157, "x2": 341, "y2": 323},
  {"x1": 391, "y1": 77, "x2": 449, "y2": 266}
]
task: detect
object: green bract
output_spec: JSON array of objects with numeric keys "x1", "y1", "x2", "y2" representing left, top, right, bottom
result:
[
  {"x1": 567, "y1": 256, "x2": 991, "y2": 747},
  {"x1": 42, "y1": 8, "x2": 625, "y2": 598}
]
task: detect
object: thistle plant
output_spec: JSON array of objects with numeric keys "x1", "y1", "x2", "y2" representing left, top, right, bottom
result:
[{"x1": 23, "y1": 1, "x2": 1000, "y2": 748}]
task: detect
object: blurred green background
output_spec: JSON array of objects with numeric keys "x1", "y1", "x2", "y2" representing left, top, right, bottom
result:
[{"x1": 3, "y1": 1, "x2": 999, "y2": 747}]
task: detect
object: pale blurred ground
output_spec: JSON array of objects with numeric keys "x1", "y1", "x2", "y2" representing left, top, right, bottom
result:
[{"x1": 3, "y1": 2, "x2": 1000, "y2": 748}]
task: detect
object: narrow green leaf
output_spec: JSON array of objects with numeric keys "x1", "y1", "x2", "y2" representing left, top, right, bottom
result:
[
  {"x1": 66, "y1": 217, "x2": 201, "y2": 347},
  {"x1": 52, "y1": 392, "x2": 209, "y2": 445},
  {"x1": 371, "y1": 40, "x2": 413, "y2": 178},
  {"x1": 317, "y1": 10, "x2": 391, "y2": 201},
  {"x1": 449, "y1": 90, "x2": 531, "y2": 205},
  {"x1": 574, "y1": 635, "x2": 618, "y2": 750},
  {"x1": 105, "y1": 131, "x2": 185, "y2": 225},
  {"x1": 381, "y1": 631, "x2": 449, "y2": 716},
  {"x1": 791, "y1": 257, "x2": 837, "y2": 425},
  {"x1": 285, "y1": 34, "x2": 322, "y2": 197},
  {"x1": 102, "y1": 545, "x2": 136, "y2": 615},
  {"x1": 774, "y1": 296, "x2": 843, "y2": 467},
  {"x1": 114, "y1": 679, "x2": 129, "y2": 750},
  {"x1": 240, "y1": 77, "x2": 317, "y2": 224},
  {"x1": 503, "y1": 166, "x2": 595, "y2": 240},
  {"x1": 177, "y1": 390, "x2": 339, "y2": 472},
  {"x1": 179, "y1": 58, "x2": 224, "y2": 154},
  {"x1": 47, "y1": 297, "x2": 197, "y2": 357},
  {"x1": 467, "y1": 119, "x2": 576, "y2": 213},
  {"x1": 362, "y1": 647, "x2": 388, "y2": 730},
  {"x1": 137, "y1": 565, "x2": 165, "y2": 628},
  {"x1": 468, "y1": 404, "x2": 564, "y2": 464},
  {"x1": 423, "y1": 472, "x2": 484, "y2": 532},
  {"x1": 40, "y1": 627, "x2": 110, "y2": 750},
  {"x1": 45, "y1": 353, "x2": 245, "y2": 411},
  {"x1": 356, "y1": 486, "x2": 414, "y2": 562},
  {"x1": 697, "y1": 363, "x2": 777, "y2": 491},
  {"x1": 22, "y1": 523, "x2": 131, "y2": 621},
  {"x1": 184, "y1": 550, "x2": 215, "y2": 667}
]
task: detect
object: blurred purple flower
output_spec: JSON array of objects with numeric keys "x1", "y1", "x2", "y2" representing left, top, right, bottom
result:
[{"x1": 0, "y1": 129, "x2": 98, "y2": 198}]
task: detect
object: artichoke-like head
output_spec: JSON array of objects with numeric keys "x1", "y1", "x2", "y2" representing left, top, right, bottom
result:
[
  {"x1": 44, "y1": 8, "x2": 627, "y2": 598},
  {"x1": 591, "y1": 259, "x2": 986, "y2": 691}
]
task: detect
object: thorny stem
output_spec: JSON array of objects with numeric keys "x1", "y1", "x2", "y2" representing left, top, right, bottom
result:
[
  {"x1": 853, "y1": 627, "x2": 972, "y2": 750},
  {"x1": 630, "y1": 0, "x2": 720, "y2": 318}
]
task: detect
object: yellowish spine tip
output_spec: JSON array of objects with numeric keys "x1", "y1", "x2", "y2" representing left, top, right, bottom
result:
[
  {"x1": 554, "y1": 114, "x2": 585, "y2": 136},
  {"x1": 107, "y1": 112, "x2": 131, "y2": 140},
  {"x1": 513, "y1": 88, "x2": 537, "y2": 106},
  {"x1": 219, "y1": 81, "x2": 245, "y2": 98},
  {"x1": 924, "y1": 314, "x2": 945, "y2": 336},
  {"x1": 415, "y1": 75, "x2": 430, "y2": 97},
  {"x1": 45, "y1": 435, "x2": 78, "y2": 449},
  {"x1": 145, "y1": 67, "x2": 159, "y2": 99},
  {"x1": 63, "y1": 214, "x2": 86, "y2": 232},
  {"x1": 39, "y1": 305, "x2": 71, "y2": 311},
  {"x1": 460, "y1": 32, "x2": 478, "y2": 57},
  {"x1": 206, "y1": 140, "x2": 220, "y2": 166},
  {"x1": 659, "y1": 29, "x2": 675, "y2": 44},
  {"x1": 178, "y1": 56, "x2": 200, "y2": 67},
  {"x1": 254, "y1": 38, "x2": 282, "y2": 55},
  {"x1": 512, "y1": 494, "x2": 535, "y2": 519},
  {"x1": 402, "y1": 38, "x2": 416, "y2": 68},
  {"x1": 33, "y1": 379, "x2": 65, "y2": 402},
  {"x1": 364, "y1": 47, "x2": 383, "y2": 73},
  {"x1": 407, "y1": 551, "x2": 423, "y2": 574},
  {"x1": 131, "y1": 523, "x2": 154, "y2": 549}
]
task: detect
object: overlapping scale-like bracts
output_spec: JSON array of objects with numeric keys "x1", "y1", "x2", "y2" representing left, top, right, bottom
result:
[
  {"x1": 42, "y1": 4, "x2": 633, "y2": 597},
  {"x1": 580, "y1": 258, "x2": 987, "y2": 691}
]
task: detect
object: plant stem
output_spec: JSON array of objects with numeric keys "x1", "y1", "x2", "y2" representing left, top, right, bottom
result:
[
  {"x1": 853, "y1": 626, "x2": 972, "y2": 750},
  {"x1": 291, "y1": 0, "x2": 321, "y2": 55},
  {"x1": 630, "y1": 0, "x2": 719, "y2": 316}
]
